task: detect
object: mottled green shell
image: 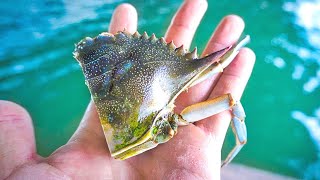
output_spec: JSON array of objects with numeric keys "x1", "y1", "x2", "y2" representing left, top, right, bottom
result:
[{"x1": 73, "y1": 31, "x2": 225, "y2": 154}]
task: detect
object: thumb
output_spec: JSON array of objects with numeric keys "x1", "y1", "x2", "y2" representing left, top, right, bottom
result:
[{"x1": 0, "y1": 101, "x2": 36, "y2": 179}]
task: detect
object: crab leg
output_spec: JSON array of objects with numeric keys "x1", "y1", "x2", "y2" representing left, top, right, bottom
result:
[
  {"x1": 180, "y1": 94, "x2": 247, "y2": 167},
  {"x1": 190, "y1": 35, "x2": 250, "y2": 87},
  {"x1": 221, "y1": 102, "x2": 247, "y2": 167}
]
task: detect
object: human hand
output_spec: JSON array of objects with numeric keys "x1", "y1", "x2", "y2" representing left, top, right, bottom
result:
[{"x1": 0, "y1": 0, "x2": 255, "y2": 179}]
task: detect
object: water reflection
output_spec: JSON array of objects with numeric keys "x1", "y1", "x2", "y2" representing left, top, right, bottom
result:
[
  {"x1": 303, "y1": 70, "x2": 320, "y2": 93},
  {"x1": 283, "y1": 0, "x2": 320, "y2": 48},
  {"x1": 277, "y1": 0, "x2": 320, "y2": 94},
  {"x1": 285, "y1": 1, "x2": 320, "y2": 179},
  {"x1": 265, "y1": 55, "x2": 286, "y2": 69},
  {"x1": 292, "y1": 109, "x2": 320, "y2": 179},
  {"x1": 292, "y1": 64, "x2": 304, "y2": 80},
  {"x1": 292, "y1": 109, "x2": 320, "y2": 151},
  {"x1": 0, "y1": 0, "x2": 114, "y2": 92}
]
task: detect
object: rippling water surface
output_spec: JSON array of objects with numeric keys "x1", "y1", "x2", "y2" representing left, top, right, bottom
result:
[{"x1": 1, "y1": 0, "x2": 320, "y2": 179}]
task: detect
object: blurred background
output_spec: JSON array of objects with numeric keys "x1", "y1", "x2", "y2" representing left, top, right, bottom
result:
[{"x1": 1, "y1": 0, "x2": 319, "y2": 179}]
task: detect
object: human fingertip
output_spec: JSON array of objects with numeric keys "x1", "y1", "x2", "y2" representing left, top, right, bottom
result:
[
  {"x1": 182, "y1": 0, "x2": 208, "y2": 16},
  {"x1": 223, "y1": 47, "x2": 256, "y2": 79},
  {"x1": 0, "y1": 100, "x2": 30, "y2": 120},
  {"x1": 187, "y1": 0, "x2": 208, "y2": 9},
  {"x1": 109, "y1": 3, "x2": 138, "y2": 34},
  {"x1": 222, "y1": 14, "x2": 245, "y2": 30},
  {"x1": 116, "y1": 3, "x2": 137, "y2": 15},
  {"x1": 239, "y1": 47, "x2": 256, "y2": 66},
  {"x1": 186, "y1": 0, "x2": 207, "y2": 4},
  {"x1": 203, "y1": 14, "x2": 246, "y2": 55}
]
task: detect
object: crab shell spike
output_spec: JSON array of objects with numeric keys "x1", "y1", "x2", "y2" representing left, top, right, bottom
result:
[
  {"x1": 122, "y1": 30, "x2": 133, "y2": 37},
  {"x1": 133, "y1": 31, "x2": 141, "y2": 38},
  {"x1": 73, "y1": 45, "x2": 79, "y2": 57},
  {"x1": 175, "y1": 45, "x2": 185, "y2": 56},
  {"x1": 142, "y1": 31, "x2": 149, "y2": 39},
  {"x1": 191, "y1": 47, "x2": 198, "y2": 58},
  {"x1": 159, "y1": 37, "x2": 166, "y2": 45},
  {"x1": 168, "y1": 40, "x2": 176, "y2": 50},
  {"x1": 149, "y1": 33, "x2": 157, "y2": 42},
  {"x1": 185, "y1": 47, "x2": 198, "y2": 59}
]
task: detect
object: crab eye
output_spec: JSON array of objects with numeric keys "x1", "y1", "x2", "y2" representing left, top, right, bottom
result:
[
  {"x1": 96, "y1": 33, "x2": 115, "y2": 44},
  {"x1": 83, "y1": 37, "x2": 94, "y2": 46},
  {"x1": 76, "y1": 37, "x2": 93, "y2": 50}
]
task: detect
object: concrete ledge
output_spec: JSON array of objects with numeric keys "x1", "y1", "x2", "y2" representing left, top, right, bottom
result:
[{"x1": 221, "y1": 164, "x2": 296, "y2": 180}]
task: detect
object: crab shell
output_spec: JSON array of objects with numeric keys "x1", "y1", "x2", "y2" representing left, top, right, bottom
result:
[{"x1": 73, "y1": 31, "x2": 230, "y2": 159}]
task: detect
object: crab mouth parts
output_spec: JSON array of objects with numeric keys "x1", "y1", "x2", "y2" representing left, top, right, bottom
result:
[
  {"x1": 111, "y1": 106, "x2": 176, "y2": 160},
  {"x1": 111, "y1": 128, "x2": 157, "y2": 160},
  {"x1": 113, "y1": 140, "x2": 158, "y2": 160}
]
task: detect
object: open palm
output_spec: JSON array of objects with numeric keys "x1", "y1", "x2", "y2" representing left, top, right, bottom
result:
[{"x1": 0, "y1": 0, "x2": 255, "y2": 179}]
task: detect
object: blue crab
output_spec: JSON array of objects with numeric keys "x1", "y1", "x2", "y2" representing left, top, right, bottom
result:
[{"x1": 73, "y1": 31, "x2": 250, "y2": 166}]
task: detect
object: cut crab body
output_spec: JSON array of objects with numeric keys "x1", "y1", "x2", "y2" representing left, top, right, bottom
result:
[{"x1": 74, "y1": 31, "x2": 250, "y2": 166}]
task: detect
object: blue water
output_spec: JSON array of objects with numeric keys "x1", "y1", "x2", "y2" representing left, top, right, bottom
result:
[{"x1": 1, "y1": 0, "x2": 320, "y2": 179}]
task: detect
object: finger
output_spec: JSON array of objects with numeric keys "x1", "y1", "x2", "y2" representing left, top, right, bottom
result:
[
  {"x1": 0, "y1": 101, "x2": 36, "y2": 179},
  {"x1": 202, "y1": 15, "x2": 245, "y2": 55},
  {"x1": 165, "y1": 0, "x2": 207, "y2": 48},
  {"x1": 69, "y1": 3, "x2": 138, "y2": 149},
  {"x1": 174, "y1": 15, "x2": 245, "y2": 113},
  {"x1": 109, "y1": 3, "x2": 138, "y2": 34},
  {"x1": 195, "y1": 48, "x2": 256, "y2": 147},
  {"x1": 68, "y1": 102, "x2": 106, "y2": 148}
]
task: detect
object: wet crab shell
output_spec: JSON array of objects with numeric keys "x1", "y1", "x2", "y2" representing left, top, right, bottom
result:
[{"x1": 73, "y1": 31, "x2": 229, "y2": 158}]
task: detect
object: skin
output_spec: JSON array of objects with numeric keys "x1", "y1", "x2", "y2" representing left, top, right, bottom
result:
[{"x1": 0, "y1": 0, "x2": 255, "y2": 179}]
